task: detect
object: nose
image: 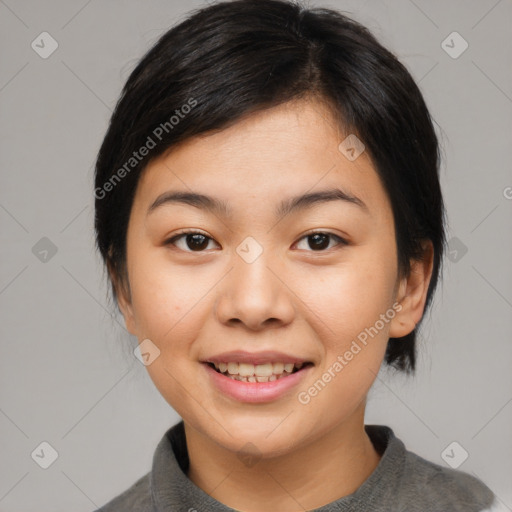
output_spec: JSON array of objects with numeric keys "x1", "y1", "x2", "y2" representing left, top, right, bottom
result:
[{"x1": 214, "y1": 248, "x2": 295, "y2": 331}]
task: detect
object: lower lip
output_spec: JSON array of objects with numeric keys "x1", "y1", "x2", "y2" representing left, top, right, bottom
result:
[{"x1": 203, "y1": 363, "x2": 313, "y2": 403}]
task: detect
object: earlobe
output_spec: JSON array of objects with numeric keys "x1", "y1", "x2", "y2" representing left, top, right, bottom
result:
[{"x1": 389, "y1": 241, "x2": 434, "y2": 339}]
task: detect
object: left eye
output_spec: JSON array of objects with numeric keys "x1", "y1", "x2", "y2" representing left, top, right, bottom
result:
[
  {"x1": 294, "y1": 232, "x2": 347, "y2": 251},
  {"x1": 165, "y1": 231, "x2": 347, "y2": 252}
]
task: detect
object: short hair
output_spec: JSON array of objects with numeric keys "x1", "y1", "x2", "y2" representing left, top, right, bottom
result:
[{"x1": 94, "y1": 0, "x2": 446, "y2": 373}]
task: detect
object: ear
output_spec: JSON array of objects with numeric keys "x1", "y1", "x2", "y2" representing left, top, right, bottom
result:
[
  {"x1": 108, "y1": 260, "x2": 137, "y2": 336},
  {"x1": 389, "y1": 240, "x2": 435, "y2": 338}
]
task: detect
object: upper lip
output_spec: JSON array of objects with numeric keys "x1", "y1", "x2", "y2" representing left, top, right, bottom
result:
[{"x1": 202, "y1": 350, "x2": 311, "y2": 366}]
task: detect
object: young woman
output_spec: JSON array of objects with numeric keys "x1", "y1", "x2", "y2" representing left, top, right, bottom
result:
[{"x1": 93, "y1": 0, "x2": 498, "y2": 510}]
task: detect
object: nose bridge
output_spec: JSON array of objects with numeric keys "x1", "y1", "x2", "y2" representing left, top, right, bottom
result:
[
  {"x1": 234, "y1": 237, "x2": 276, "y2": 296},
  {"x1": 214, "y1": 235, "x2": 295, "y2": 329}
]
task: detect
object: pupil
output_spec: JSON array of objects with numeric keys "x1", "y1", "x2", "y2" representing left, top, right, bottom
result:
[
  {"x1": 309, "y1": 233, "x2": 329, "y2": 250},
  {"x1": 187, "y1": 234, "x2": 208, "y2": 251}
]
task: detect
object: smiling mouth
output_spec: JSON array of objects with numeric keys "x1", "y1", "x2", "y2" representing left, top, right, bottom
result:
[{"x1": 206, "y1": 361, "x2": 313, "y2": 383}]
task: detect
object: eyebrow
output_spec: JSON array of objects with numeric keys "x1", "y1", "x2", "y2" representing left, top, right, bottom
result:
[{"x1": 146, "y1": 187, "x2": 369, "y2": 218}]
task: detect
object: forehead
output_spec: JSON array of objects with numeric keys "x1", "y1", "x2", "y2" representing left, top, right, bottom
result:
[{"x1": 132, "y1": 98, "x2": 389, "y2": 219}]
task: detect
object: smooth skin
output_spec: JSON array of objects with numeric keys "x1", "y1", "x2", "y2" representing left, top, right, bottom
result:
[{"x1": 113, "y1": 97, "x2": 434, "y2": 511}]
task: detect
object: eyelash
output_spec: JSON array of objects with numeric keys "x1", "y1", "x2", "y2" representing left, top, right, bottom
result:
[{"x1": 164, "y1": 229, "x2": 348, "y2": 253}]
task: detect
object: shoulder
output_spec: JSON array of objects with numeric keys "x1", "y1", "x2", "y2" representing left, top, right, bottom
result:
[
  {"x1": 92, "y1": 421, "x2": 190, "y2": 512},
  {"x1": 398, "y1": 447, "x2": 496, "y2": 511},
  {"x1": 93, "y1": 472, "x2": 152, "y2": 512},
  {"x1": 365, "y1": 425, "x2": 497, "y2": 512}
]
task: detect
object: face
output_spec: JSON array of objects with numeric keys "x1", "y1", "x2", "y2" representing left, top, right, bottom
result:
[{"x1": 115, "y1": 98, "x2": 431, "y2": 458}]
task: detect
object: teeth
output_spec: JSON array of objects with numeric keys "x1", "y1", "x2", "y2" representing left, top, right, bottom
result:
[
  {"x1": 255, "y1": 363, "x2": 273, "y2": 377},
  {"x1": 224, "y1": 373, "x2": 292, "y2": 383},
  {"x1": 239, "y1": 363, "x2": 255, "y2": 377},
  {"x1": 210, "y1": 361, "x2": 308, "y2": 380},
  {"x1": 227, "y1": 362, "x2": 239, "y2": 375},
  {"x1": 273, "y1": 362, "x2": 284, "y2": 374}
]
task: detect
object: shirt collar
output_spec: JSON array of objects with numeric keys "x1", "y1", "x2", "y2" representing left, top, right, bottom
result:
[{"x1": 149, "y1": 421, "x2": 405, "y2": 511}]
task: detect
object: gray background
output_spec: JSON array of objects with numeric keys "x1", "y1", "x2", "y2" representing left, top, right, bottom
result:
[{"x1": 1, "y1": 0, "x2": 511, "y2": 510}]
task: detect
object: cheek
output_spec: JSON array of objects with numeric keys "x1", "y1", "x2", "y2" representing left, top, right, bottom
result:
[
  {"x1": 126, "y1": 252, "x2": 211, "y2": 412},
  {"x1": 127, "y1": 249, "x2": 209, "y2": 347},
  {"x1": 295, "y1": 250, "x2": 397, "y2": 345},
  {"x1": 293, "y1": 257, "x2": 395, "y2": 423}
]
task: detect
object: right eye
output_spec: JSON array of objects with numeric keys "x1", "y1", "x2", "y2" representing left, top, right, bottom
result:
[{"x1": 165, "y1": 230, "x2": 220, "y2": 252}]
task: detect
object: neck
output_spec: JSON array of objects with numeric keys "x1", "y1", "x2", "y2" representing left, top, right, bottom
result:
[{"x1": 184, "y1": 405, "x2": 381, "y2": 512}]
